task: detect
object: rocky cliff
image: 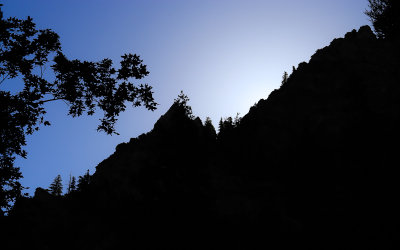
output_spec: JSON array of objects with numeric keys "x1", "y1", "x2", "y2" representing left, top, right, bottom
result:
[{"x1": 3, "y1": 26, "x2": 400, "y2": 249}]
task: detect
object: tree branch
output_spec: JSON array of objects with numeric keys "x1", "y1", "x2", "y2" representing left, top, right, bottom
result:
[{"x1": 37, "y1": 97, "x2": 64, "y2": 104}]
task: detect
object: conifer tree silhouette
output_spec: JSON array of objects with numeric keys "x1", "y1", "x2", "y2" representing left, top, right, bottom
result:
[
  {"x1": 77, "y1": 170, "x2": 90, "y2": 192},
  {"x1": 49, "y1": 175, "x2": 63, "y2": 196},
  {"x1": 67, "y1": 175, "x2": 77, "y2": 194},
  {"x1": 204, "y1": 117, "x2": 217, "y2": 140},
  {"x1": 281, "y1": 71, "x2": 288, "y2": 86}
]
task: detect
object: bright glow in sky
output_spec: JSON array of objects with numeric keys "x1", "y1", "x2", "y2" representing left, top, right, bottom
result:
[{"x1": 2, "y1": 0, "x2": 369, "y2": 195}]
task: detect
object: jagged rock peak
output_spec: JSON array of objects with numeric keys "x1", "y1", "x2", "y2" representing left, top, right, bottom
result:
[{"x1": 152, "y1": 102, "x2": 203, "y2": 134}]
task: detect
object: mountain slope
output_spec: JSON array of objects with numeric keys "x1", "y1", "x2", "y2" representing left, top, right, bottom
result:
[{"x1": 3, "y1": 25, "x2": 400, "y2": 249}]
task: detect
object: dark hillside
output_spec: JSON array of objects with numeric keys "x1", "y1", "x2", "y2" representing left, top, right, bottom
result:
[
  {"x1": 3, "y1": 26, "x2": 400, "y2": 249},
  {"x1": 220, "y1": 25, "x2": 400, "y2": 247}
]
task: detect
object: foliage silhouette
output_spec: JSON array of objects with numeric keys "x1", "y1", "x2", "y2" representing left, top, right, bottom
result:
[
  {"x1": 49, "y1": 174, "x2": 62, "y2": 196},
  {"x1": 218, "y1": 114, "x2": 242, "y2": 141},
  {"x1": 204, "y1": 117, "x2": 217, "y2": 139},
  {"x1": 365, "y1": 0, "x2": 400, "y2": 39},
  {"x1": 4, "y1": 25, "x2": 400, "y2": 249},
  {"x1": 0, "y1": 5, "x2": 156, "y2": 213},
  {"x1": 218, "y1": 117, "x2": 233, "y2": 137},
  {"x1": 281, "y1": 71, "x2": 288, "y2": 86},
  {"x1": 77, "y1": 170, "x2": 90, "y2": 192},
  {"x1": 173, "y1": 90, "x2": 194, "y2": 119},
  {"x1": 67, "y1": 175, "x2": 76, "y2": 194},
  {"x1": 3, "y1": 6, "x2": 400, "y2": 250},
  {"x1": 233, "y1": 113, "x2": 241, "y2": 127}
]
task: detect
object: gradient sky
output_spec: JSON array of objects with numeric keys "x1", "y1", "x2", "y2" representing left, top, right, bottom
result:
[{"x1": 2, "y1": 0, "x2": 369, "y2": 195}]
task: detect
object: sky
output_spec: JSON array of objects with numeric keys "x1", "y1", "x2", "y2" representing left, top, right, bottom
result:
[{"x1": 2, "y1": 0, "x2": 369, "y2": 195}]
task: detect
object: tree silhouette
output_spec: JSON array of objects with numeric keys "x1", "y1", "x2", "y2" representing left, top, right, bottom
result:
[
  {"x1": 218, "y1": 118, "x2": 224, "y2": 133},
  {"x1": 49, "y1": 175, "x2": 63, "y2": 196},
  {"x1": 233, "y1": 113, "x2": 241, "y2": 127},
  {"x1": 218, "y1": 117, "x2": 234, "y2": 140},
  {"x1": 67, "y1": 175, "x2": 76, "y2": 194},
  {"x1": 365, "y1": 0, "x2": 400, "y2": 39},
  {"x1": 0, "y1": 5, "x2": 156, "y2": 213},
  {"x1": 281, "y1": 71, "x2": 288, "y2": 86},
  {"x1": 174, "y1": 91, "x2": 194, "y2": 119},
  {"x1": 77, "y1": 170, "x2": 90, "y2": 192},
  {"x1": 204, "y1": 117, "x2": 217, "y2": 140}
]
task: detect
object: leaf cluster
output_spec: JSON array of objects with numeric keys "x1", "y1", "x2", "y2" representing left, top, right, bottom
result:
[
  {"x1": 365, "y1": 0, "x2": 400, "y2": 39},
  {"x1": 0, "y1": 5, "x2": 157, "y2": 213},
  {"x1": 52, "y1": 52, "x2": 157, "y2": 134}
]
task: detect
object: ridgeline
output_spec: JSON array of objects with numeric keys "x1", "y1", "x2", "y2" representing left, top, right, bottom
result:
[{"x1": 2, "y1": 26, "x2": 400, "y2": 249}]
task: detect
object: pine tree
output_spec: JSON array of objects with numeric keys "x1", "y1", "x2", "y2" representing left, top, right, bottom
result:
[
  {"x1": 233, "y1": 113, "x2": 241, "y2": 127},
  {"x1": 204, "y1": 117, "x2": 217, "y2": 140},
  {"x1": 71, "y1": 176, "x2": 76, "y2": 192},
  {"x1": 77, "y1": 170, "x2": 90, "y2": 191},
  {"x1": 49, "y1": 175, "x2": 63, "y2": 196},
  {"x1": 67, "y1": 175, "x2": 76, "y2": 194},
  {"x1": 218, "y1": 117, "x2": 234, "y2": 140},
  {"x1": 218, "y1": 118, "x2": 224, "y2": 133},
  {"x1": 281, "y1": 71, "x2": 288, "y2": 86}
]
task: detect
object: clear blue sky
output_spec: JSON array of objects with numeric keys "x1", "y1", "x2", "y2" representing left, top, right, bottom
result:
[{"x1": 2, "y1": 0, "x2": 369, "y2": 195}]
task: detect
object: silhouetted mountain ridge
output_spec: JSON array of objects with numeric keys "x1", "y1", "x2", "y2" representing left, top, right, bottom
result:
[{"x1": 3, "y1": 25, "x2": 400, "y2": 249}]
